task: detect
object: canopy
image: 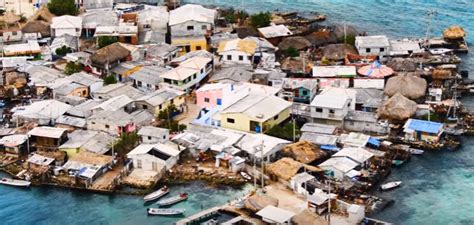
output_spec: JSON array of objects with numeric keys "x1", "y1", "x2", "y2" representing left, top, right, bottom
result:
[
  {"x1": 358, "y1": 61, "x2": 394, "y2": 78},
  {"x1": 443, "y1": 25, "x2": 466, "y2": 40}
]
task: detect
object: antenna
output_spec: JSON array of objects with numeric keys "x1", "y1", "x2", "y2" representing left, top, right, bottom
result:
[{"x1": 424, "y1": 9, "x2": 438, "y2": 49}]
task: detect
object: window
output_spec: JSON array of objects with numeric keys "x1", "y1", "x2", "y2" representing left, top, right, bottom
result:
[
  {"x1": 227, "y1": 118, "x2": 235, "y2": 123},
  {"x1": 105, "y1": 124, "x2": 110, "y2": 129},
  {"x1": 200, "y1": 68, "x2": 204, "y2": 74},
  {"x1": 274, "y1": 114, "x2": 279, "y2": 120},
  {"x1": 316, "y1": 108, "x2": 323, "y2": 113},
  {"x1": 216, "y1": 98, "x2": 222, "y2": 105},
  {"x1": 227, "y1": 55, "x2": 232, "y2": 60},
  {"x1": 238, "y1": 55, "x2": 244, "y2": 61},
  {"x1": 201, "y1": 25, "x2": 207, "y2": 30},
  {"x1": 196, "y1": 46, "x2": 202, "y2": 50},
  {"x1": 143, "y1": 105, "x2": 148, "y2": 109},
  {"x1": 248, "y1": 56, "x2": 252, "y2": 61},
  {"x1": 187, "y1": 26, "x2": 194, "y2": 30},
  {"x1": 147, "y1": 84, "x2": 151, "y2": 88},
  {"x1": 163, "y1": 135, "x2": 167, "y2": 140},
  {"x1": 152, "y1": 162, "x2": 158, "y2": 171},
  {"x1": 329, "y1": 109, "x2": 335, "y2": 114},
  {"x1": 159, "y1": 104, "x2": 162, "y2": 110},
  {"x1": 143, "y1": 24, "x2": 151, "y2": 29},
  {"x1": 170, "y1": 99, "x2": 174, "y2": 104},
  {"x1": 137, "y1": 159, "x2": 142, "y2": 169},
  {"x1": 148, "y1": 136, "x2": 152, "y2": 140},
  {"x1": 91, "y1": 122, "x2": 96, "y2": 125},
  {"x1": 204, "y1": 97, "x2": 210, "y2": 103},
  {"x1": 137, "y1": 81, "x2": 142, "y2": 87},
  {"x1": 82, "y1": 90, "x2": 87, "y2": 95},
  {"x1": 347, "y1": 102, "x2": 351, "y2": 107},
  {"x1": 380, "y1": 48, "x2": 385, "y2": 52},
  {"x1": 366, "y1": 48, "x2": 371, "y2": 53},
  {"x1": 193, "y1": 73, "x2": 197, "y2": 79},
  {"x1": 302, "y1": 90, "x2": 308, "y2": 95},
  {"x1": 349, "y1": 121, "x2": 354, "y2": 126}
]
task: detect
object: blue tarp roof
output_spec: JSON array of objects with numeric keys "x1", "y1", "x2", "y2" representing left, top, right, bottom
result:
[
  {"x1": 320, "y1": 145, "x2": 339, "y2": 151},
  {"x1": 367, "y1": 137, "x2": 380, "y2": 147},
  {"x1": 406, "y1": 119, "x2": 443, "y2": 134}
]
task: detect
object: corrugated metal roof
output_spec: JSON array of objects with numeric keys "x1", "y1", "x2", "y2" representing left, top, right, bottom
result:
[{"x1": 404, "y1": 119, "x2": 443, "y2": 134}]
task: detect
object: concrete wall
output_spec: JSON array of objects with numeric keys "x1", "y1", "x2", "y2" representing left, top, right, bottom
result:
[
  {"x1": 219, "y1": 50, "x2": 252, "y2": 65},
  {"x1": 171, "y1": 21, "x2": 211, "y2": 38},
  {"x1": 344, "y1": 120, "x2": 389, "y2": 134},
  {"x1": 310, "y1": 104, "x2": 348, "y2": 122}
]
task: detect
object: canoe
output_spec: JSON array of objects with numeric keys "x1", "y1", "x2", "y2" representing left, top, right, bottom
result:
[
  {"x1": 240, "y1": 172, "x2": 251, "y2": 180},
  {"x1": 408, "y1": 148, "x2": 424, "y2": 155},
  {"x1": 147, "y1": 208, "x2": 185, "y2": 216},
  {"x1": 380, "y1": 181, "x2": 402, "y2": 191},
  {"x1": 144, "y1": 186, "x2": 169, "y2": 202},
  {"x1": 156, "y1": 193, "x2": 188, "y2": 207},
  {"x1": 429, "y1": 48, "x2": 453, "y2": 55},
  {"x1": 0, "y1": 177, "x2": 31, "y2": 187}
]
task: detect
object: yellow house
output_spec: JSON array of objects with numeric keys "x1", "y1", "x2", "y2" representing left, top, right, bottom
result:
[
  {"x1": 134, "y1": 88, "x2": 187, "y2": 116},
  {"x1": 58, "y1": 130, "x2": 115, "y2": 158},
  {"x1": 172, "y1": 37, "x2": 208, "y2": 56},
  {"x1": 219, "y1": 94, "x2": 292, "y2": 133},
  {"x1": 54, "y1": 83, "x2": 89, "y2": 98},
  {"x1": 112, "y1": 62, "x2": 143, "y2": 82}
]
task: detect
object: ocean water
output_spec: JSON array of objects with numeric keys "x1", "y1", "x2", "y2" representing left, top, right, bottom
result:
[{"x1": 0, "y1": 182, "x2": 251, "y2": 225}]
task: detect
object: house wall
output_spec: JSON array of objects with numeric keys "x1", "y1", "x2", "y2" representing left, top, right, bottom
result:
[
  {"x1": 130, "y1": 154, "x2": 165, "y2": 172},
  {"x1": 89, "y1": 81, "x2": 104, "y2": 95},
  {"x1": 262, "y1": 107, "x2": 291, "y2": 132},
  {"x1": 155, "y1": 95, "x2": 185, "y2": 116},
  {"x1": 343, "y1": 120, "x2": 389, "y2": 134},
  {"x1": 171, "y1": 21, "x2": 212, "y2": 38},
  {"x1": 196, "y1": 89, "x2": 223, "y2": 109},
  {"x1": 162, "y1": 62, "x2": 212, "y2": 92},
  {"x1": 219, "y1": 50, "x2": 252, "y2": 65},
  {"x1": 220, "y1": 112, "x2": 250, "y2": 132},
  {"x1": 1, "y1": 30, "x2": 23, "y2": 43},
  {"x1": 319, "y1": 165, "x2": 344, "y2": 180},
  {"x1": 60, "y1": 147, "x2": 80, "y2": 158},
  {"x1": 310, "y1": 104, "x2": 348, "y2": 122},
  {"x1": 87, "y1": 118, "x2": 120, "y2": 135},
  {"x1": 53, "y1": 28, "x2": 81, "y2": 37},
  {"x1": 355, "y1": 42, "x2": 389, "y2": 58},
  {"x1": 353, "y1": 79, "x2": 385, "y2": 89},
  {"x1": 141, "y1": 135, "x2": 168, "y2": 144},
  {"x1": 172, "y1": 38, "x2": 208, "y2": 55}
]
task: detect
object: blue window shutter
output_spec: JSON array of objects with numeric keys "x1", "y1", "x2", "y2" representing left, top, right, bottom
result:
[{"x1": 217, "y1": 99, "x2": 222, "y2": 105}]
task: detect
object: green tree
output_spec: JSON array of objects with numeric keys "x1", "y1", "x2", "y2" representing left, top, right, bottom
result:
[
  {"x1": 97, "y1": 36, "x2": 118, "y2": 49},
  {"x1": 157, "y1": 104, "x2": 187, "y2": 132},
  {"x1": 48, "y1": 0, "x2": 78, "y2": 16},
  {"x1": 103, "y1": 75, "x2": 117, "y2": 85},
  {"x1": 64, "y1": 62, "x2": 83, "y2": 75},
  {"x1": 55, "y1": 45, "x2": 72, "y2": 56},
  {"x1": 285, "y1": 47, "x2": 300, "y2": 57},
  {"x1": 250, "y1": 12, "x2": 271, "y2": 28},
  {"x1": 111, "y1": 132, "x2": 140, "y2": 157},
  {"x1": 266, "y1": 122, "x2": 300, "y2": 141}
]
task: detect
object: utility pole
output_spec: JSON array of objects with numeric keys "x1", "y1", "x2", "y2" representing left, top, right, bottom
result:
[
  {"x1": 327, "y1": 179, "x2": 331, "y2": 225},
  {"x1": 424, "y1": 9, "x2": 438, "y2": 49},
  {"x1": 253, "y1": 154, "x2": 257, "y2": 190},
  {"x1": 260, "y1": 141, "x2": 264, "y2": 189}
]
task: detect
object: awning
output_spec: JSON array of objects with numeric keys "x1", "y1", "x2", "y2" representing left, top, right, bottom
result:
[
  {"x1": 367, "y1": 137, "x2": 380, "y2": 147},
  {"x1": 320, "y1": 145, "x2": 339, "y2": 151}
]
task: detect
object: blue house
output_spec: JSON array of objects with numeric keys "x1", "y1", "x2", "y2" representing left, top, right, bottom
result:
[
  {"x1": 403, "y1": 119, "x2": 445, "y2": 143},
  {"x1": 280, "y1": 78, "x2": 318, "y2": 103}
]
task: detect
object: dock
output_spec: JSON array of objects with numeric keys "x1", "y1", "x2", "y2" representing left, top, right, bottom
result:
[{"x1": 175, "y1": 206, "x2": 222, "y2": 225}]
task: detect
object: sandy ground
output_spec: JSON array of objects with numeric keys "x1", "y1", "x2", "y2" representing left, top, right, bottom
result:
[
  {"x1": 264, "y1": 182, "x2": 307, "y2": 214},
  {"x1": 175, "y1": 102, "x2": 201, "y2": 125}
]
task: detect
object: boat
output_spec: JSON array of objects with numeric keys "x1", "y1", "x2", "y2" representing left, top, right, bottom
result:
[
  {"x1": 156, "y1": 193, "x2": 188, "y2": 207},
  {"x1": 144, "y1": 186, "x2": 169, "y2": 202},
  {"x1": 429, "y1": 48, "x2": 453, "y2": 55},
  {"x1": 0, "y1": 177, "x2": 31, "y2": 187},
  {"x1": 408, "y1": 148, "x2": 424, "y2": 155},
  {"x1": 380, "y1": 181, "x2": 402, "y2": 191},
  {"x1": 240, "y1": 171, "x2": 251, "y2": 180},
  {"x1": 391, "y1": 159, "x2": 405, "y2": 167},
  {"x1": 147, "y1": 208, "x2": 185, "y2": 216}
]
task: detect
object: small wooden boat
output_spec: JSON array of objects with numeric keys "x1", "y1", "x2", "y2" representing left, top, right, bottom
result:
[
  {"x1": 380, "y1": 181, "x2": 402, "y2": 191},
  {"x1": 0, "y1": 177, "x2": 31, "y2": 187},
  {"x1": 144, "y1": 186, "x2": 169, "y2": 202},
  {"x1": 408, "y1": 148, "x2": 424, "y2": 155},
  {"x1": 240, "y1": 171, "x2": 251, "y2": 180},
  {"x1": 147, "y1": 208, "x2": 185, "y2": 216},
  {"x1": 156, "y1": 193, "x2": 188, "y2": 207},
  {"x1": 429, "y1": 48, "x2": 453, "y2": 55}
]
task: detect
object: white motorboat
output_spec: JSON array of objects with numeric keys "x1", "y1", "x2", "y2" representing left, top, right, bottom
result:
[
  {"x1": 240, "y1": 171, "x2": 251, "y2": 180},
  {"x1": 0, "y1": 177, "x2": 31, "y2": 187},
  {"x1": 147, "y1": 208, "x2": 185, "y2": 216},
  {"x1": 408, "y1": 148, "x2": 424, "y2": 155},
  {"x1": 429, "y1": 48, "x2": 453, "y2": 55},
  {"x1": 144, "y1": 186, "x2": 170, "y2": 202},
  {"x1": 380, "y1": 181, "x2": 402, "y2": 191},
  {"x1": 156, "y1": 193, "x2": 188, "y2": 207}
]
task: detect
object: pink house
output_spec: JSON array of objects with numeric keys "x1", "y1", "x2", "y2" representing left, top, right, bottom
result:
[{"x1": 196, "y1": 83, "x2": 249, "y2": 109}]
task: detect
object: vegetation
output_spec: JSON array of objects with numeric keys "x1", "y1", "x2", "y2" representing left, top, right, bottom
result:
[
  {"x1": 250, "y1": 12, "x2": 272, "y2": 28},
  {"x1": 103, "y1": 75, "x2": 117, "y2": 85},
  {"x1": 338, "y1": 34, "x2": 356, "y2": 45},
  {"x1": 285, "y1": 47, "x2": 300, "y2": 57},
  {"x1": 0, "y1": 9, "x2": 5, "y2": 16},
  {"x1": 420, "y1": 112, "x2": 443, "y2": 123},
  {"x1": 64, "y1": 62, "x2": 83, "y2": 75},
  {"x1": 33, "y1": 54, "x2": 42, "y2": 61},
  {"x1": 222, "y1": 8, "x2": 249, "y2": 24},
  {"x1": 111, "y1": 132, "x2": 140, "y2": 157},
  {"x1": 157, "y1": 104, "x2": 187, "y2": 132},
  {"x1": 266, "y1": 122, "x2": 300, "y2": 141},
  {"x1": 97, "y1": 36, "x2": 118, "y2": 49},
  {"x1": 55, "y1": 45, "x2": 72, "y2": 56},
  {"x1": 48, "y1": 0, "x2": 78, "y2": 16},
  {"x1": 19, "y1": 15, "x2": 27, "y2": 23}
]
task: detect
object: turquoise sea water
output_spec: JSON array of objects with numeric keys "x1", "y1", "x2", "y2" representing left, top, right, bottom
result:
[{"x1": 0, "y1": 1, "x2": 473, "y2": 225}]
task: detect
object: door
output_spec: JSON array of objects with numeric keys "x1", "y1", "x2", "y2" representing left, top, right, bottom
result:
[
  {"x1": 185, "y1": 45, "x2": 191, "y2": 53},
  {"x1": 250, "y1": 121, "x2": 261, "y2": 133}
]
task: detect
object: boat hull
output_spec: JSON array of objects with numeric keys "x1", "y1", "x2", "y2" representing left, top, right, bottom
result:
[{"x1": 147, "y1": 208, "x2": 185, "y2": 216}]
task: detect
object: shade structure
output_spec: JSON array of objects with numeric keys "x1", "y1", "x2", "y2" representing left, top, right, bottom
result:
[{"x1": 358, "y1": 61, "x2": 394, "y2": 78}]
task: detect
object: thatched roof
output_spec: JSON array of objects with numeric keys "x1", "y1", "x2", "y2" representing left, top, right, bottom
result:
[
  {"x1": 323, "y1": 43, "x2": 357, "y2": 61},
  {"x1": 443, "y1": 25, "x2": 466, "y2": 40},
  {"x1": 304, "y1": 30, "x2": 337, "y2": 47},
  {"x1": 386, "y1": 58, "x2": 417, "y2": 72},
  {"x1": 293, "y1": 209, "x2": 329, "y2": 225},
  {"x1": 22, "y1": 21, "x2": 51, "y2": 37},
  {"x1": 278, "y1": 36, "x2": 312, "y2": 50},
  {"x1": 282, "y1": 141, "x2": 327, "y2": 164},
  {"x1": 281, "y1": 57, "x2": 312, "y2": 74},
  {"x1": 91, "y1": 43, "x2": 131, "y2": 65},
  {"x1": 384, "y1": 74, "x2": 427, "y2": 100},
  {"x1": 377, "y1": 93, "x2": 417, "y2": 121},
  {"x1": 28, "y1": 6, "x2": 55, "y2": 23},
  {"x1": 266, "y1": 157, "x2": 322, "y2": 181},
  {"x1": 432, "y1": 69, "x2": 453, "y2": 80},
  {"x1": 1, "y1": 11, "x2": 21, "y2": 25},
  {"x1": 244, "y1": 194, "x2": 278, "y2": 212}
]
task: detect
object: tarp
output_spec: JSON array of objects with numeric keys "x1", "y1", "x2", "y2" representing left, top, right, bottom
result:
[
  {"x1": 367, "y1": 137, "x2": 380, "y2": 147},
  {"x1": 405, "y1": 119, "x2": 443, "y2": 134},
  {"x1": 320, "y1": 145, "x2": 339, "y2": 151}
]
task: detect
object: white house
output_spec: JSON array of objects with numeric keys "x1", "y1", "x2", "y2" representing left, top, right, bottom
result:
[
  {"x1": 310, "y1": 87, "x2": 356, "y2": 126},
  {"x1": 389, "y1": 39, "x2": 424, "y2": 56},
  {"x1": 169, "y1": 4, "x2": 217, "y2": 38},
  {"x1": 355, "y1": 35, "x2": 390, "y2": 58},
  {"x1": 51, "y1": 15, "x2": 83, "y2": 37},
  {"x1": 256, "y1": 205, "x2": 295, "y2": 225},
  {"x1": 127, "y1": 143, "x2": 181, "y2": 171},
  {"x1": 217, "y1": 38, "x2": 257, "y2": 65},
  {"x1": 160, "y1": 56, "x2": 213, "y2": 92},
  {"x1": 290, "y1": 172, "x2": 315, "y2": 195},
  {"x1": 137, "y1": 6, "x2": 169, "y2": 43},
  {"x1": 137, "y1": 126, "x2": 170, "y2": 144},
  {"x1": 319, "y1": 157, "x2": 359, "y2": 180}
]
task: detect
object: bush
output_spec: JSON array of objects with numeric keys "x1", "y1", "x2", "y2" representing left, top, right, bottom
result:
[
  {"x1": 98, "y1": 36, "x2": 118, "y2": 49},
  {"x1": 223, "y1": 8, "x2": 249, "y2": 24},
  {"x1": 157, "y1": 104, "x2": 186, "y2": 132},
  {"x1": 285, "y1": 47, "x2": 300, "y2": 57},
  {"x1": 250, "y1": 12, "x2": 271, "y2": 28},
  {"x1": 48, "y1": 0, "x2": 78, "y2": 16},
  {"x1": 64, "y1": 62, "x2": 83, "y2": 75},
  {"x1": 266, "y1": 122, "x2": 300, "y2": 141},
  {"x1": 103, "y1": 75, "x2": 117, "y2": 85},
  {"x1": 338, "y1": 34, "x2": 356, "y2": 45},
  {"x1": 55, "y1": 45, "x2": 72, "y2": 56},
  {"x1": 111, "y1": 132, "x2": 140, "y2": 157}
]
